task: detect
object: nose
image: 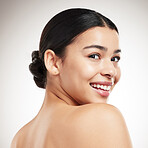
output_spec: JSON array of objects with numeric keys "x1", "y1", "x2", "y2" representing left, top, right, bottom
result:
[{"x1": 100, "y1": 59, "x2": 117, "y2": 79}]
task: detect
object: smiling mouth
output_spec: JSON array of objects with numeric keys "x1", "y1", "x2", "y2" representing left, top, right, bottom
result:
[
  {"x1": 90, "y1": 83, "x2": 111, "y2": 91},
  {"x1": 89, "y1": 82, "x2": 114, "y2": 97}
]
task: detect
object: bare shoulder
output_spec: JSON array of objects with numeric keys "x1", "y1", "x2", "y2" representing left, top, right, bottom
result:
[
  {"x1": 11, "y1": 122, "x2": 31, "y2": 148},
  {"x1": 66, "y1": 103, "x2": 132, "y2": 148},
  {"x1": 70, "y1": 103, "x2": 126, "y2": 124},
  {"x1": 11, "y1": 133, "x2": 18, "y2": 148},
  {"x1": 11, "y1": 128, "x2": 22, "y2": 148}
]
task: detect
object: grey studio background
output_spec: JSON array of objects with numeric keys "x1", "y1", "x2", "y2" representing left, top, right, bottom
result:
[{"x1": 0, "y1": 0, "x2": 148, "y2": 147}]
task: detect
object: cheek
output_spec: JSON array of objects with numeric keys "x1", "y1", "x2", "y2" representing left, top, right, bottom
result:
[
  {"x1": 60, "y1": 59, "x2": 98, "y2": 85},
  {"x1": 78, "y1": 60, "x2": 103, "y2": 82},
  {"x1": 80, "y1": 64, "x2": 98, "y2": 79},
  {"x1": 69, "y1": 57, "x2": 97, "y2": 77}
]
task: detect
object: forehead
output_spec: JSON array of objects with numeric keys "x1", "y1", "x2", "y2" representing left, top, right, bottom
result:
[{"x1": 70, "y1": 26, "x2": 119, "y2": 49}]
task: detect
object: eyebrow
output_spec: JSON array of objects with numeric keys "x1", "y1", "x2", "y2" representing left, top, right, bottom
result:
[
  {"x1": 83, "y1": 45, "x2": 107, "y2": 51},
  {"x1": 83, "y1": 45, "x2": 121, "y2": 54},
  {"x1": 114, "y1": 49, "x2": 121, "y2": 54}
]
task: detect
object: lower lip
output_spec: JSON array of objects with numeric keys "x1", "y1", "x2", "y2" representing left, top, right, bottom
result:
[{"x1": 92, "y1": 87, "x2": 110, "y2": 97}]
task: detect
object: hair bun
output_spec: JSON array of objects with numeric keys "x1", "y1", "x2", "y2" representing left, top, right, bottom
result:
[
  {"x1": 32, "y1": 50, "x2": 40, "y2": 62},
  {"x1": 29, "y1": 50, "x2": 46, "y2": 88}
]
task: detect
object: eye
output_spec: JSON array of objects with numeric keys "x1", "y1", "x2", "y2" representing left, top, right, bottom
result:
[
  {"x1": 111, "y1": 56, "x2": 120, "y2": 62},
  {"x1": 88, "y1": 54, "x2": 100, "y2": 60}
]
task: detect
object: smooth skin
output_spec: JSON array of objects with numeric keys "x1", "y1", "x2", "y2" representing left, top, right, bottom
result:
[{"x1": 11, "y1": 27, "x2": 132, "y2": 148}]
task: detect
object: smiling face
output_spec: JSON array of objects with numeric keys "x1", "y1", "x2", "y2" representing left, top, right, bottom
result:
[{"x1": 58, "y1": 27, "x2": 121, "y2": 104}]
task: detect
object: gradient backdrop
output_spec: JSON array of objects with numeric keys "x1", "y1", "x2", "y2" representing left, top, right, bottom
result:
[{"x1": 0, "y1": 0, "x2": 148, "y2": 147}]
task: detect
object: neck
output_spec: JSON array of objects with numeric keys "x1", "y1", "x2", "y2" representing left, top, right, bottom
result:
[{"x1": 43, "y1": 85, "x2": 80, "y2": 107}]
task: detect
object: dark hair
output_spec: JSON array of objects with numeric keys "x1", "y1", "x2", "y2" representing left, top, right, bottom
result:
[{"x1": 29, "y1": 8, "x2": 119, "y2": 89}]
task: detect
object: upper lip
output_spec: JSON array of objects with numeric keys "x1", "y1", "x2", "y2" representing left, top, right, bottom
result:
[{"x1": 90, "y1": 81, "x2": 113, "y2": 86}]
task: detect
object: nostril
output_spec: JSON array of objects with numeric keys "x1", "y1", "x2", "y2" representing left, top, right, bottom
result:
[
  {"x1": 104, "y1": 73, "x2": 112, "y2": 79},
  {"x1": 101, "y1": 69, "x2": 116, "y2": 79}
]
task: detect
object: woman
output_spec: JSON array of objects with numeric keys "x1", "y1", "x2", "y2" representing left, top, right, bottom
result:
[{"x1": 11, "y1": 8, "x2": 132, "y2": 148}]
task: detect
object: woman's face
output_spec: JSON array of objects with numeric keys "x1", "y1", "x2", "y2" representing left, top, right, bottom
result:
[{"x1": 59, "y1": 27, "x2": 121, "y2": 104}]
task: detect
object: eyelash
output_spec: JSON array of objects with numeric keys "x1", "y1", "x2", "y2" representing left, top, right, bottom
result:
[{"x1": 88, "y1": 54, "x2": 120, "y2": 62}]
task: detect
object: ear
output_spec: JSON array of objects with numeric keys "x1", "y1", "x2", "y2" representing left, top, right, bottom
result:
[{"x1": 44, "y1": 49, "x2": 61, "y2": 75}]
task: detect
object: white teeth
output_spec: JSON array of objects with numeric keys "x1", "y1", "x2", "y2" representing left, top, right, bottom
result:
[
  {"x1": 104, "y1": 86, "x2": 107, "y2": 90},
  {"x1": 100, "y1": 85, "x2": 104, "y2": 89},
  {"x1": 107, "y1": 86, "x2": 111, "y2": 90},
  {"x1": 97, "y1": 85, "x2": 100, "y2": 88},
  {"x1": 91, "y1": 84, "x2": 111, "y2": 91}
]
